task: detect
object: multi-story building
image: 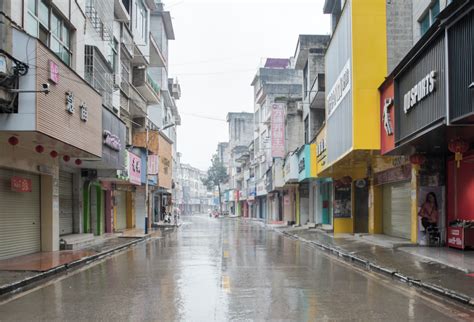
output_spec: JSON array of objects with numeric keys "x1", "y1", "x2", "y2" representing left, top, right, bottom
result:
[
  {"x1": 377, "y1": 0, "x2": 473, "y2": 247},
  {"x1": 225, "y1": 112, "x2": 253, "y2": 216},
  {"x1": 293, "y1": 34, "x2": 329, "y2": 226},
  {"x1": 250, "y1": 58, "x2": 302, "y2": 221},
  {"x1": 0, "y1": 0, "x2": 180, "y2": 259},
  {"x1": 178, "y1": 163, "x2": 209, "y2": 215}
]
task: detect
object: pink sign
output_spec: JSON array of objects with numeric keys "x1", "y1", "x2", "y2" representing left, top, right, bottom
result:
[
  {"x1": 271, "y1": 103, "x2": 285, "y2": 158},
  {"x1": 129, "y1": 152, "x2": 141, "y2": 185},
  {"x1": 148, "y1": 155, "x2": 159, "y2": 175},
  {"x1": 49, "y1": 60, "x2": 59, "y2": 84}
]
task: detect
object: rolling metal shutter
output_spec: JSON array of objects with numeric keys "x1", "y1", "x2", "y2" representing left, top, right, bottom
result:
[
  {"x1": 135, "y1": 190, "x2": 146, "y2": 230},
  {"x1": 59, "y1": 171, "x2": 74, "y2": 236},
  {"x1": 0, "y1": 168, "x2": 41, "y2": 260},
  {"x1": 383, "y1": 181, "x2": 411, "y2": 239},
  {"x1": 115, "y1": 191, "x2": 127, "y2": 230}
]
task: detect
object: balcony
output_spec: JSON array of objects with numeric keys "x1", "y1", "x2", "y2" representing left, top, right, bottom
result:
[
  {"x1": 169, "y1": 79, "x2": 181, "y2": 99},
  {"x1": 309, "y1": 73, "x2": 325, "y2": 109},
  {"x1": 129, "y1": 86, "x2": 147, "y2": 117},
  {"x1": 132, "y1": 67, "x2": 161, "y2": 104},
  {"x1": 114, "y1": 0, "x2": 129, "y2": 21},
  {"x1": 149, "y1": 33, "x2": 166, "y2": 67}
]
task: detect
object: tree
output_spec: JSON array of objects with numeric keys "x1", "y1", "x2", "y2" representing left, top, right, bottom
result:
[{"x1": 202, "y1": 154, "x2": 228, "y2": 215}]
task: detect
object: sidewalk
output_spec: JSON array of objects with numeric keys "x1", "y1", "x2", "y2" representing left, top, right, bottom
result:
[
  {"x1": 0, "y1": 235, "x2": 148, "y2": 296},
  {"x1": 255, "y1": 221, "x2": 474, "y2": 306}
]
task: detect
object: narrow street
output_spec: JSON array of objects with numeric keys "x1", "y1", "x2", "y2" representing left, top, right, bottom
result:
[{"x1": 0, "y1": 216, "x2": 471, "y2": 321}]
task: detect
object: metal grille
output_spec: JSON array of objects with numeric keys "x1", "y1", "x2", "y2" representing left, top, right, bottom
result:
[
  {"x1": 0, "y1": 168, "x2": 41, "y2": 260},
  {"x1": 85, "y1": 45, "x2": 113, "y2": 109},
  {"x1": 85, "y1": 0, "x2": 114, "y2": 43}
]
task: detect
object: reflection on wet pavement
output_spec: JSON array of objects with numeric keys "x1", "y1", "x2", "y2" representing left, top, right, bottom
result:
[{"x1": 0, "y1": 215, "x2": 472, "y2": 321}]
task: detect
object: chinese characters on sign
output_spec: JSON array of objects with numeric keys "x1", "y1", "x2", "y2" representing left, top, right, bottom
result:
[
  {"x1": 271, "y1": 103, "x2": 285, "y2": 158},
  {"x1": 49, "y1": 60, "x2": 59, "y2": 84},
  {"x1": 129, "y1": 152, "x2": 142, "y2": 185},
  {"x1": 65, "y1": 91, "x2": 74, "y2": 114},
  {"x1": 11, "y1": 176, "x2": 32, "y2": 192},
  {"x1": 80, "y1": 102, "x2": 88, "y2": 122},
  {"x1": 148, "y1": 155, "x2": 159, "y2": 175},
  {"x1": 327, "y1": 59, "x2": 351, "y2": 118}
]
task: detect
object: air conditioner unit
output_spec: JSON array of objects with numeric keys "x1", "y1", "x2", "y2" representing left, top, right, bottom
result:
[{"x1": 296, "y1": 101, "x2": 303, "y2": 113}]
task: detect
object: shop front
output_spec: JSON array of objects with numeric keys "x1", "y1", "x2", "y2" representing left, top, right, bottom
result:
[
  {"x1": 0, "y1": 32, "x2": 102, "y2": 258},
  {"x1": 83, "y1": 107, "x2": 127, "y2": 235},
  {"x1": 314, "y1": 127, "x2": 333, "y2": 228},
  {"x1": 114, "y1": 151, "x2": 142, "y2": 231},
  {"x1": 256, "y1": 177, "x2": 267, "y2": 220},
  {"x1": 283, "y1": 152, "x2": 299, "y2": 224},
  {"x1": 297, "y1": 144, "x2": 317, "y2": 225},
  {"x1": 380, "y1": 0, "x2": 473, "y2": 245},
  {"x1": 247, "y1": 183, "x2": 256, "y2": 218}
]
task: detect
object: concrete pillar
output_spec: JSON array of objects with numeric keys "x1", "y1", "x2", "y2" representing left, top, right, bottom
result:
[
  {"x1": 368, "y1": 180, "x2": 383, "y2": 234},
  {"x1": 41, "y1": 169, "x2": 59, "y2": 252}
]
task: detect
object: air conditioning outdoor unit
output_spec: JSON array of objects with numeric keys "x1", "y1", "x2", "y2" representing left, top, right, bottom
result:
[{"x1": 296, "y1": 101, "x2": 304, "y2": 113}]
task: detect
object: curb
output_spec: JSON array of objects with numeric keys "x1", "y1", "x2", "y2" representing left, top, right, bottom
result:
[
  {"x1": 0, "y1": 236, "x2": 149, "y2": 296},
  {"x1": 266, "y1": 223, "x2": 473, "y2": 307}
]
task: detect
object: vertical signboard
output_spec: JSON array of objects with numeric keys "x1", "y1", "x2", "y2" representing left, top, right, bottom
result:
[
  {"x1": 129, "y1": 152, "x2": 142, "y2": 185},
  {"x1": 271, "y1": 103, "x2": 285, "y2": 158},
  {"x1": 380, "y1": 78, "x2": 395, "y2": 154}
]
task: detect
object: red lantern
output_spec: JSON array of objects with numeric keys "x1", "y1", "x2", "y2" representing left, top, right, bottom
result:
[
  {"x1": 50, "y1": 150, "x2": 58, "y2": 158},
  {"x1": 35, "y1": 145, "x2": 44, "y2": 153},
  {"x1": 409, "y1": 153, "x2": 426, "y2": 166},
  {"x1": 63, "y1": 155, "x2": 70, "y2": 162},
  {"x1": 8, "y1": 136, "x2": 19, "y2": 146},
  {"x1": 75, "y1": 159, "x2": 82, "y2": 166},
  {"x1": 448, "y1": 138, "x2": 469, "y2": 168}
]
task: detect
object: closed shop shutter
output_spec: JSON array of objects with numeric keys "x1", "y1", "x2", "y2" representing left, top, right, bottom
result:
[
  {"x1": 135, "y1": 190, "x2": 146, "y2": 230},
  {"x1": 383, "y1": 181, "x2": 411, "y2": 239},
  {"x1": 0, "y1": 168, "x2": 41, "y2": 260},
  {"x1": 116, "y1": 191, "x2": 127, "y2": 230},
  {"x1": 59, "y1": 171, "x2": 74, "y2": 236}
]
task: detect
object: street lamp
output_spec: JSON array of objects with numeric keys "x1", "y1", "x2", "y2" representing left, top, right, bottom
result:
[{"x1": 145, "y1": 122, "x2": 176, "y2": 233}]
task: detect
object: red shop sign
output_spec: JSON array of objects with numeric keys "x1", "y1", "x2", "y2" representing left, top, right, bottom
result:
[{"x1": 11, "y1": 176, "x2": 32, "y2": 192}]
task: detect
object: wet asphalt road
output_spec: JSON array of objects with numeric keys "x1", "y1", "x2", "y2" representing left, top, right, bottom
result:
[{"x1": 0, "y1": 215, "x2": 473, "y2": 321}]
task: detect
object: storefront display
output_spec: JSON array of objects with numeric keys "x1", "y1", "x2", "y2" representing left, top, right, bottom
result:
[{"x1": 333, "y1": 181, "x2": 351, "y2": 218}]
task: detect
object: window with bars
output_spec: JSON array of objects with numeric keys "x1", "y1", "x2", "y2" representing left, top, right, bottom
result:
[
  {"x1": 84, "y1": 45, "x2": 113, "y2": 110},
  {"x1": 25, "y1": 0, "x2": 72, "y2": 65}
]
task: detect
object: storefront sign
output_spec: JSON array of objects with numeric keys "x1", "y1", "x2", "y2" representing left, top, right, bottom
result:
[
  {"x1": 49, "y1": 60, "x2": 59, "y2": 84},
  {"x1": 380, "y1": 79, "x2": 395, "y2": 154},
  {"x1": 298, "y1": 157, "x2": 305, "y2": 173},
  {"x1": 103, "y1": 130, "x2": 121, "y2": 151},
  {"x1": 11, "y1": 176, "x2": 32, "y2": 192},
  {"x1": 80, "y1": 102, "x2": 88, "y2": 122},
  {"x1": 148, "y1": 155, "x2": 159, "y2": 175},
  {"x1": 248, "y1": 186, "x2": 256, "y2": 201},
  {"x1": 327, "y1": 59, "x2": 351, "y2": 118},
  {"x1": 317, "y1": 138, "x2": 326, "y2": 157},
  {"x1": 256, "y1": 179, "x2": 267, "y2": 196},
  {"x1": 373, "y1": 165, "x2": 411, "y2": 186},
  {"x1": 271, "y1": 103, "x2": 285, "y2": 158},
  {"x1": 403, "y1": 71, "x2": 436, "y2": 114},
  {"x1": 129, "y1": 152, "x2": 141, "y2": 185},
  {"x1": 284, "y1": 153, "x2": 299, "y2": 183},
  {"x1": 334, "y1": 184, "x2": 351, "y2": 218},
  {"x1": 65, "y1": 91, "x2": 74, "y2": 114},
  {"x1": 383, "y1": 98, "x2": 394, "y2": 135}
]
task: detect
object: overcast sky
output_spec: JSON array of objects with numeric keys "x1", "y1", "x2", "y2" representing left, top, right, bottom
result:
[{"x1": 167, "y1": 0, "x2": 330, "y2": 171}]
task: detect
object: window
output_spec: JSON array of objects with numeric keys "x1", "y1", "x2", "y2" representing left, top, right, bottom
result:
[
  {"x1": 26, "y1": 0, "x2": 72, "y2": 65},
  {"x1": 419, "y1": 0, "x2": 440, "y2": 36}
]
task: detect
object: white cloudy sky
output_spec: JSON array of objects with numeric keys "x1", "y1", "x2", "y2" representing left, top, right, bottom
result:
[{"x1": 167, "y1": 0, "x2": 330, "y2": 170}]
